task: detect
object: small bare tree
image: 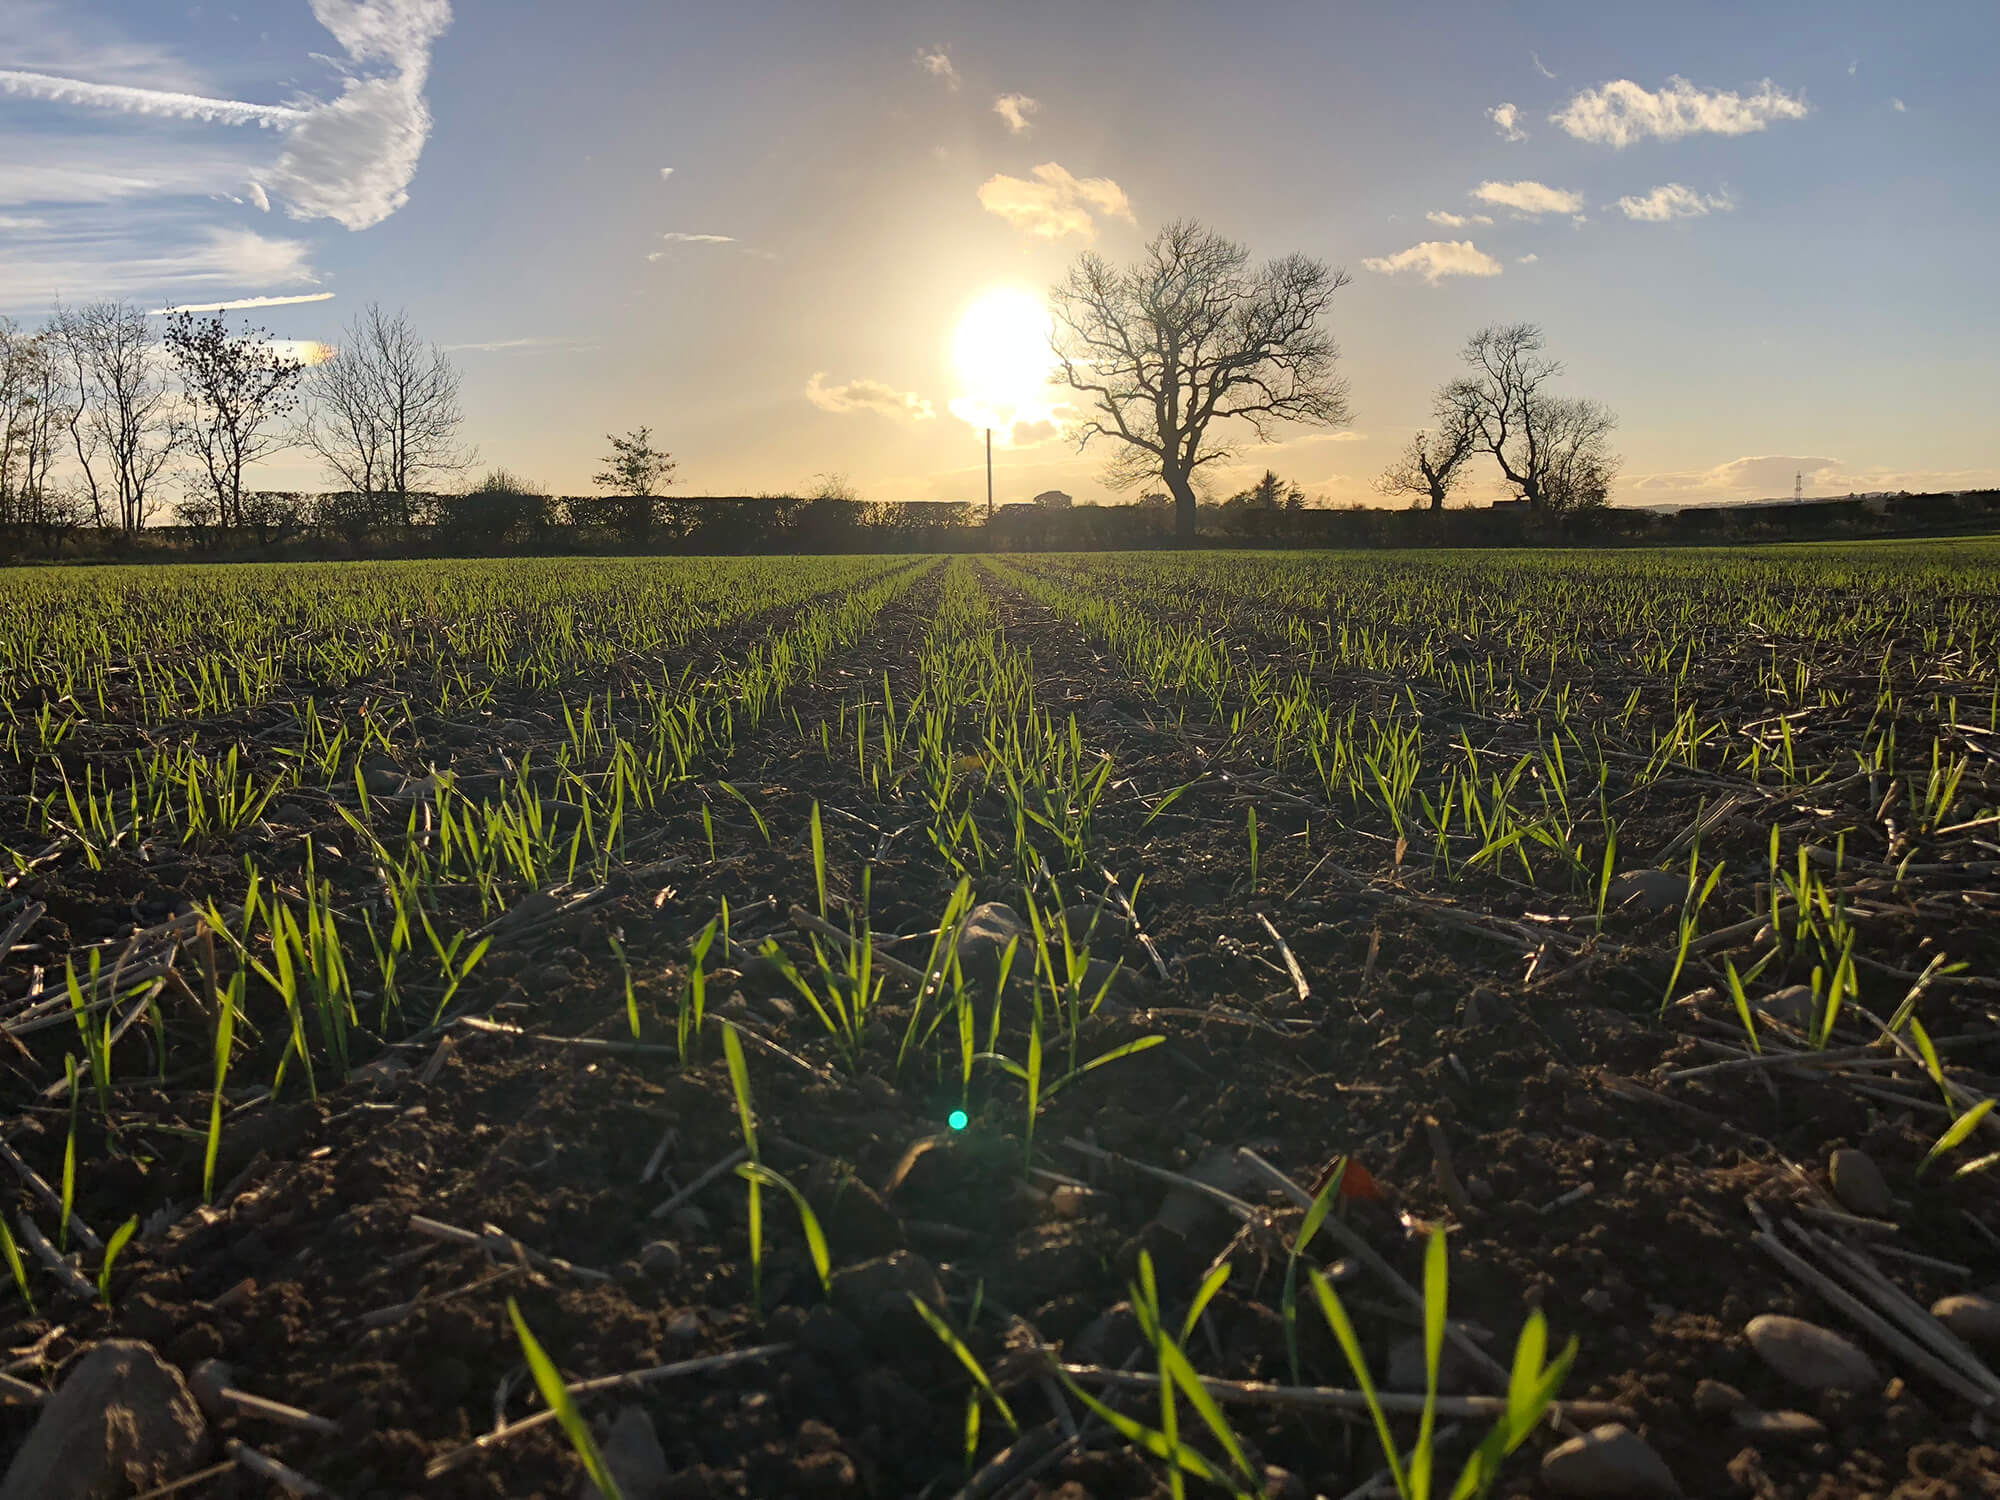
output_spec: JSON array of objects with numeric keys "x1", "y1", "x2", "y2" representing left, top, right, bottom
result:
[
  {"x1": 163, "y1": 309, "x2": 307, "y2": 530},
  {"x1": 50, "y1": 301, "x2": 175, "y2": 533},
  {"x1": 1455, "y1": 324, "x2": 1619, "y2": 512},
  {"x1": 1375, "y1": 385, "x2": 1482, "y2": 510},
  {"x1": 1052, "y1": 220, "x2": 1351, "y2": 540},
  {"x1": 593, "y1": 425, "x2": 675, "y2": 496},
  {"x1": 301, "y1": 304, "x2": 471, "y2": 528}
]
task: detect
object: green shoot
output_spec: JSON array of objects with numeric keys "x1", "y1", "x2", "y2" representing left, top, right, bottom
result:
[{"x1": 507, "y1": 1298, "x2": 626, "y2": 1500}]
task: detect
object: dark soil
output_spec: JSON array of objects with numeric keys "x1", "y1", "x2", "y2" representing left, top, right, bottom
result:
[{"x1": 2, "y1": 556, "x2": 1997, "y2": 1500}]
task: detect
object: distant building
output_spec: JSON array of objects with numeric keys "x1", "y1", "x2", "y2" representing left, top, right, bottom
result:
[{"x1": 1033, "y1": 489, "x2": 1073, "y2": 510}]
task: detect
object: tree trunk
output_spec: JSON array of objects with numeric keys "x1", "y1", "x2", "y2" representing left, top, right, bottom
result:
[{"x1": 1166, "y1": 472, "x2": 1198, "y2": 543}]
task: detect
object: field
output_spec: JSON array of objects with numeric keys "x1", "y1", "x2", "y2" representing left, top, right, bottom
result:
[{"x1": 3, "y1": 542, "x2": 1999, "y2": 1500}]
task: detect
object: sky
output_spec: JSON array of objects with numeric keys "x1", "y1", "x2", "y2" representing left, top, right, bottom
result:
[{"x1": 3, "y1": 0, "x2": 1997, "y2": 509}]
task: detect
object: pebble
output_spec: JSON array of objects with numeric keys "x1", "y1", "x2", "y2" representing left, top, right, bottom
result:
[
  {"x1": 665, "y1": 1309, "x2": 702, "y2": 1343},
  {"x1": 1540, "y1": 1423, "x2": 1679, "y2": 1498},
  {"x1": 1931, "y1": 1294, "x2": 2000, "y2": 1352},
  {"x1": 638, "y1": 1240, "x2": 682, "y2": 1278},
  {"x1": 1386, "y1": 1335, "x2": 1480, "y2": 1394},
  {"x1": 187, "y1": 1358, "x2": 235, "y2": 1420},
  {"x1": 0, "y1": 1341, "x2": 207, "y2": 1500},
  {"x1": 1745, "y1": 1314, "x2": 1880, "y2": 1392},
  {"x1": 1829, "y1": 1148, "x2": 1894, "y2": 1218},
  {"x1": 584, "y1": 1405, "x2": 669, "y2": 1500},
  {"x1": 1612, "y1": 869, "x2": 1686, "y2": 915},
  {"x1": 669, "y1": 1205, "x2": 710, "y2": 1236},
  {"x1": 1731, "y1": 1408, "x2": 1827, "y2": 1443},
  {"x1": 1756, "y1": 984, "x2": 1816, "y2": 1032},
  {"x1": 1581, "y1": 1288, "x2": 1615, "y2": 1315},
  {"x1": 1693, "y1": 1379, "x2": 1747, "y2": 1416}
]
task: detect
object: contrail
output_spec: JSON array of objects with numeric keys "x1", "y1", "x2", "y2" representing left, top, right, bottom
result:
[
  {"x1": 0, "y1": 70, "x2": 305, "y2": 129},
  {"x1": 146, "y1": 293, "x2": 337, "y2": 315}
]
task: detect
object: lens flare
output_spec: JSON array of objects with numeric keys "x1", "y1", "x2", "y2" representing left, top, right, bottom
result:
[{"x1": 947, "y1": 1109, "x2": 969, "y2": 1132}]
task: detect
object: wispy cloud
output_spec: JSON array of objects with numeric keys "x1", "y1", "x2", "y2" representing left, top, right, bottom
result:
[
  {"x1": 3, "y1": 2, "x2": 454, "y2": 232},
  {"x1": 807, "y1": 372, "x2": 935, "y2": 421},
  {"x1": 1615, "y1": 183, "x2": 1734, "y2": 221},
  {"x1": 1425, "y1": 210, "x2": 1492, "y2": 229},
  {"x1": 0, "y1": 69, "x2": 302, "y2": 127},
  {"x1": 1517, "y1": 253, "x2": 1539, "y2": 264},
  {"x1": 1552, "y1": 75, "x2": 1809, "y2": 148},
  {"x1": 1472, "y1": 179, "x2": 1583, "y2": 216},
  {"x1": 1362, "y1": 240, "x2": 1503, "y2": 284},
  {"x1": 916, "y1": 46, "x2": 958, "y2": 89},
  {"x1": 658, "y1": 232, "x2": 736, "y2": 244},
  {"x1": 1487, "y1": 103, "x2": 1528, "y2": 142},
  {"x1": 442, "y1": 335, "x2": 601, "y2": 354},
  {"x1": 659, "y1": 166, "x2": 675, "y2": 180},
  {"x1": 1531, "y1": 51, "x2": 1557, "y2": 80},
  {"x1": 0, "y1": 224, "x2": 317, "y2": 311},
  {"x1": 147, "y1": 291, "x2": 336, "y2": 314},
  {"x1": 993, "y1": 93, "x2": 1038, "y2": 134},
  {"x1": 977, "y1": 162, "x2": 1133, "y2": 240},
  {"x1": 1890, "y1": 97, "x2": 1907, "y2": 113}
]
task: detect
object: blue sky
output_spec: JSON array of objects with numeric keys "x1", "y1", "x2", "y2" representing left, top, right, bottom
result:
[{"x1": 3, "y1": 0, "x2": 1995, "y2": 506}]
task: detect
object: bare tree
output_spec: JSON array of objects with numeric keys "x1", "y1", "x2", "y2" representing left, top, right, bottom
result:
[
  {"x1": 1455, "y1": 324, "x2": 1619, "y2": 512},
  {"x1": 163, "y1": 309, "x2": 307, "y2": 530},
  {"x1": 593, "y1": 425, "x2": 675, "y2": 496},
  {"x1": 1538, "y1": 396, "x2": 1619, "y2": 512},
  {"x1": 1375, "y1": 385, "x2": 1482, "y2": 510},
  {"x1": 301, "y1": 304, "x2": 471, "y2": 527},
  {"x1": 0, "y1": 318, "x2": 69, "y2": 532},
  {"x1": 1051, "y1": 220, "x2": 1351, "y2": 540},
  {"x1": 50, "y1": 301, "x2": 175, "y2": 533}
]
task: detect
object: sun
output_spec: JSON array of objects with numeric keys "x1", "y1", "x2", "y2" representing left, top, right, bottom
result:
[{"x1": 949, "y1": 286, "x2": 1056, "y2": 432}]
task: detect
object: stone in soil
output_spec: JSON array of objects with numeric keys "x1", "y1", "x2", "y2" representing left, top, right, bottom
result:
[
  {"x1": 1694, "y1": 1378, "x2": 1748, "y2": 1416},
  {"x1": 1731, "y1": 1408, "x2": 1828, "y2": 1443},
  {"x1": 1539, "y1": 1423, "x2": 1679, "y2": 1498},
  {"x1": 1745, "y1": 1314, "x2": 1880, "y2": 1392},
  {"x1": 956, "y1": 903, "x2": 1028, "y2": 980},
  {"x1": 0, "y1": 1340, "x2": 208, "y2": 1500},
  {"x1": 1612, "y1": 869, "x2": 1686, "y2": 915},
  {"x1": 1756, "y1": 985, "x2": 1817, "y2": 1032},
  {"x1": 831, "y1": 1250, "x2": 944, "y2": 1318},
  {"x1": 1154, "y1": 1145, "x2": 1257, "y2": 1238},
  {"x1": 1385, "y1": 1334, "x2": 1482, "y2": 1394},
  {"x1": 1828, "y1": 1148, "x2": 1894, "y2": 1218},
  {"x1": 582, "y1": 1405, "x2": 669, "y2": 1500},
  {"x1": 1931, "y1": 1293, "x2": 2000, "y2": 1352}
]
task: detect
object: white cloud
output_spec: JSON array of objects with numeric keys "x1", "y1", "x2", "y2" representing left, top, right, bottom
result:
[
  {"x1": 0, "y1": 69, "x2": 303, "y2": 127},
  {"x1": 1532, "y1": 51, "x2": 1557, "y2": 80},
  {"x1": 264, "y1": 0, "x2": 454, "y2": 231},
  {"x1": 245, "y1": 179, "x2": 270, "y2": 212},
  {"x1": 977, "y1": 162, "x2": 1133, "y2": 240},
  {"x1": 993, "y1": 93, "x2": 1038, "y2": 134},
  {"x1": 1472, "y1": 179, "x2": 1584, "y2": 216},
  {"x1": 1890, "y1": 97, "x2": 1906, "y2": 112},
  {"x1": 1552, "y1": 75, "x2": 1809, "y2": 148},
  {"x1": 659, "y1": 232, "x2": 736, "y2": 244},
  {"x1": 1425, "y1": 210, "x2": 1492, "y2": 228},
  {"x1": 659, "y1": 166, "x2": 675, "y2": 180},
  {"x1": 1361, "y1": 240, "x2": 1503, "y2": 284},
  {"x1": 807, "y1": 372, "x2": 935, "y2": 421},
  {"x1": 1487, "y1": 103, "x2": 1528, "y2": 142},
  {"x1": 916, "y1": 47, "x2": 958, "y2": 89},
  {"x1": 147, "y1": 291, "x2": 336, "y2": 314},
  {"x1": 4, "y1": 3, "x2": 454, "y2": 233},
  {"x1": 1615, "y1": 183, "x2": 1734, "y2": 221},
  {"x1": 0, "y1": 224, "x2": 317, "y2": 309},
  {"x1": 1517, "y1": 253, "x2": 1539, "y2": 264}
]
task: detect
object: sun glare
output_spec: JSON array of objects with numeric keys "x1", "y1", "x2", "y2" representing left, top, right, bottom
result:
[{"x1": 949, "y1": 286, "x2": 1057, "y2": 436}]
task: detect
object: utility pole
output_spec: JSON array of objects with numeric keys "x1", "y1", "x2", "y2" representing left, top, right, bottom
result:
[{"x1": 985, "y1": 428, "x2": 993, "y2": 520}]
